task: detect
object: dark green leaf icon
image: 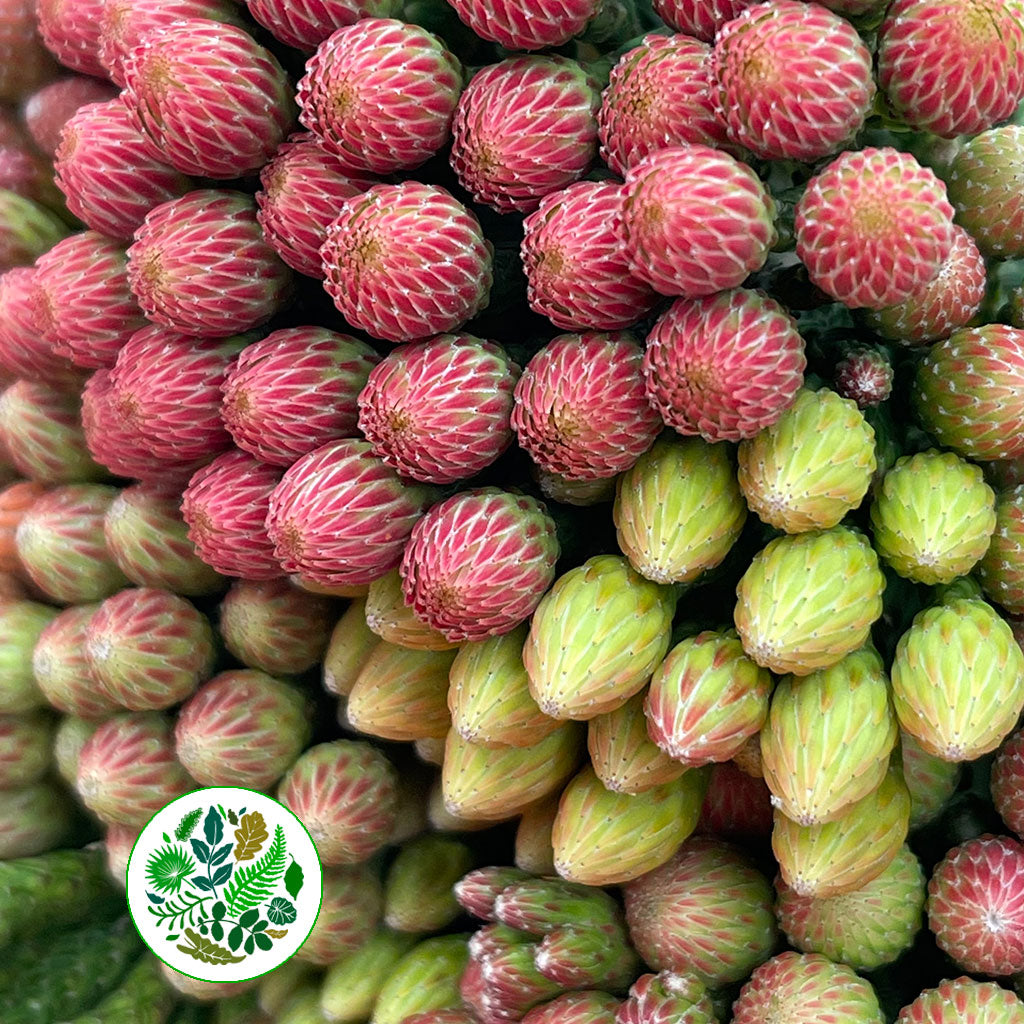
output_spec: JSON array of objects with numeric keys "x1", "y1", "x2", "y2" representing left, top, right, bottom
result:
[
  {"x1": 212, "y1": 902, "x2": 226, "y2": 920},
  {"x1": 146, "y1": 892, "x2": 165, "y2": 905},
  {"x1": 284, "y1": 858, "x2": 304, "y2": 901},
  {"x1": 227, "y1": 926, "x2": 243, "y2": 952},
  {"x1": 211, "y1": 863, "x2": 233, "y2": 886},
  {"x1": 174, "y1": 808, "x2": 202, "y2": 841},
  {"x1": 266, "y1": 898, "x2": 296, "y2": 926},
  {"x1": 210, "y1": 920, "x2": 223, "y2": 942},
  {"x1": 227, "y1": 810, "x2": 238, "y2": 826},
  {"x1": 239, "y1": 908, "x2": 259, "y2": 928},
  {"x1": 190, "y1": 839, "x2": 211, "y2": 864},
  {"x1": 167, "y1": 934, "x2": 178, "y2": 941},
  {"x1": 199, "y1": 924, "x2": 208, "y2": 935},
  {"x1": 191, "y1": 876, "x2": 214, "y2": 892},
  {"x1": 162, "y1": 833, "x2": 170, "y2": 843},
  {"x1": 250, "y1": 918, "x2": 267, "y2": 933},
  {"x1": 146, "y1": 845, "x2": 196, "y2": 895},
  {"x1": 244, "y1": 935, "x2": 255, "y2": 956},
  {"x1": 205, "y1": 806, "x2": 224, "y2": 847},
  {"x1": 254, "y1": 933, "x2": 273, "y2": 952},
  {"x1": 210, "y1": 843, "x2": 233, "y2": 866}
]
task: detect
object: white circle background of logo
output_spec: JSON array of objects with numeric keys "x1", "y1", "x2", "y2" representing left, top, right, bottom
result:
[{"x1": 126, "y1": 787, "x2": 323, "y2": 984}]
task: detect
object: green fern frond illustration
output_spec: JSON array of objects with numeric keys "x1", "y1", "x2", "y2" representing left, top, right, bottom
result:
[
  {"x1": 223, "y1": 825, "x2": 287, "y2": 918},
  {"x1": 174, "y1": 808, "x2": 203, "y2": 841},
  {"x1": 146, "y1": 844, "x2": 196, "y2": 895}
]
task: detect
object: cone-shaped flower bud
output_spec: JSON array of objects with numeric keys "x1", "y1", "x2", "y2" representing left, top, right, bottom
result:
[
  {"x1": 323, "y1": 597, "x2": 377, "y2": 697},
  {"x1": 645, "y1": 630, "x2": 772, "y2": 768},
  {"x1": 871, "y1": 451, "x2": 996, "y2": 585},
  {"x1": 616, "y1": 971, "x2": 715, "y2": 1024},
  {"x1": 979, "y1": 484, "x2": 1024, "y2": 614},
  {"x1": 371, "y1": 934, "x2": 470, "y2": 1024},
  {"x1": 449, "y1": 625, "x2": 562, "y2": 749},
  {"x1": 442, "y1": 724, "x2": 583, "y2": 823},
  {"x1": 401, "y1": 488, "x2": 559, "y2": 642},
  {"x1": 525, "y1": 555, "x2": 676, "y2": 720},
  {"x1": 553, "y1": 765, "x2": 707, "y2": 886},
  {"x1": 731, "y1": 952, "x2": 884, "y2": 1024},
  {"x1": 278, "y1": 740, "x2": 398, "y2": 866},
  {"x1": 696, "y1": 760, "x2": 774, "y2": 843},
  {"x1": 535, "y1": 925, "x2": 639, "y2": 992},
  {"x1": 772, "y1": 764, "x2": 911, "y2": 898},
  {"x1": 175, "y1": 670, "x2": 311, "y2": 789},
  {"x1": 761, "y1": 647, "x2": 897, "y2": 825},
  {"x1": 738, "y1": 388, "x2": 876, "y2": 533},
  {"x1": 891, "y1": 597, "x2": 1024, "y2": 761},
  {"x1": 776, "y1": 844, "x2": 925, "y2": 971},
  {"x1": 320, "y1": 930, "x2": 418, "y2": 1024},
  {"x1": 384, "y1": 835, "x2": 473, "y2": 934},
  {"x1": 22, "y1": 603, "x2": 96, "y2": 716},
  {"x1": 624, "y1": 836, "x2": 776, "y2": 988},
  {"x1": 902, "y1": 731, "x2": 962, "y2": 830},
  {"x1": 365, "y1": 569, "x2": 459, "y2": 652},
  {"x1": 455, "y1": 866, "x2": 532, "y2": 921},
  {"x1": 614, "y1": 436, "x2": 746, "y2": 584},
  {"x1": 493, "y1": 877, "x2": 623, "y2": 936},
  {"x1": 523, "y1": 992, "x2": 621, "y2": 1024},
  {"x1": 297, "y1": 865, "x2": 383, "y2": 967},
  {"x1": 897, "y1": 978, "x2": 1024, "y2": 1023},
  {"x1": 588, "y1": 691, "x2": 688, "y2": 794},
  {"x1": 54, "y1": 716, "x2": 103, "y2": 787},
  {"x1": 734, "y1": 526, "x2": 885, "y2": 676},
  {"x1": 347, "y1": 642, "x2": 456, "y2": 742}
]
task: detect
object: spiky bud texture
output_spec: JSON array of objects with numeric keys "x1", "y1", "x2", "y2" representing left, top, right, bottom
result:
[
  {"x1": 897, "y1": 978, "x2": 1024, "y2": 1024},
  {"x1": 521, "y1": 181, "x2": 658, "y2": 331},
  {"x1": 735, "y1": 526, "x2": 885, "y2": 676},
  {"x1": 358, "y1": 334, "x2": 519, "y2": 485},
  {"x1": 126, "y1": 189, "x2": 292, "y2": 339},
  {"x1": 777, "y1": 844, "x2": 926, "y2": 972},
  {"x1": 53, "y1": 98, "x2": 193, "y2": 243},
  {"x1": 615, "y1": 436, "x2": 746, "y2": 584},
  {"x1": 644, "y1": 288, "x2": 806, "y2": 443},
  {"x1": 346, "y1": 641, "x2": 456, "y2": 742},
  {"x1": 902, "y1": 730, "x2": 962, "y2": 830},
  {"x1": 622, "y1": 145, "x2": 775, "y2": 299},
  {"x1": 35, "y1": 231, "x2": 147, "y2": 371},
  {"x1": 0, "y1": 0, "x2": 58, "y2": 104},
  {"x1": 624, "y1": 836, "x2": 776, "y2": 987},
  {"x1": 552, "y1": 765, "x2": 707, "y2": 887},
  {"x1": 616, "y1": 972, "x2": 715, "y2": 1024},
  {"x1": 103, "y1": 483, "x2": 224, "y2": 596},
  {"x1": 928, "y1": 835, "x2": 1024, "y2": 976},
  {"x1": 85, "y1": 587, "x2": 215, "y2": 711},
  {"x1": 401, "y1": 488, "x2": 558, "y2": 643},
  {"x1": 697, "y1": 759, "x2": 774, "y2": 843},
  {"x1": 892, "y1": 598, "x2": 1024, "y2": 762},
  {"x1": 175, "y1": 670, "x2": 311, "y2": 789},
  {"x1": 455, "y1": 866, "x2": 531, "y2": 921},
  {"x1": 645, "y1": 630, "x2": 771, "y2": 768},
  {"x1": 871, "y1": 451, "x2": 996, "y2": 585},
  {"x1": 731, "y1": 952, "x2": 884, "y2": 1024},
  {"x1": 279, "y1": 744, "x2": 395, "y2": 869},
  {"x1": 0, "y1": 480, "x2": 43, "y2": 572},
  {"x1": 713, "y1": 0, "x2": 874, "y2": 161},
  {"x1": 266, "y1": 439, "x2": 436, "y2": 589},
  {"x1": 879, "y1": 0, "x2": 1024, "y2": 139},
  {"x1": 76, "y1": 712, "x2": 195, "y2": 827},
  {"x1": 588, "y1": 691, "x2": 688, "y2": 794},
  {"x1": 0, "y1": 601, "x2": 57, "y2": 715},
  {"x1": 915, "y1": 325, "x2": 1024, "y2": 462},
  {"x1": 298, "y1": 865, "x2": 383, "y2": 966},
  {"x1": 180, "y1": 449, "x2": 283, "y2": 581},
  {"x1": 446, "y1": 0, "x2": 602, "y2": 48},
  {"x1": 450, "y1": 56, "x2": 601, "y2": 213},
  {"x1": 323, "y1": 597, "x2": 378, "y2": 697},
  {"x1": 979, "y1": 485, "x2": 1024, "y2": 614},
  {"x1": 525, "y1": 555, "x2": 676, "y2": 721},
  {"x1": 993, "y1": 727, "x2": 1024, "y2": 838},
  {"x1": 599, "y1": 33, "x2": 729, "y2": 180},
  {"x1": 321, "y1": 182, "x2": 492, "y2": 343},
  {"x1": 384, "y1": 835, "x2": 472, "y2": 934},
  {"x1": 833, "y1": 347, "x2": 894, "y2": 408},
  {"x1": 448, "y1": 624, "x2": 559, "y2": 748},
  {"x1": 772, "y1": 766, "x2": 911, "y2": 899},
  {"x1": 947, "y1": 126, "x2": 1024, "y2": 259},
  {"x1": 256, "y1": 133, "x2": 379, "y2": 280},
  {"x1": 441, "y1": 723, "x2": 582, "y2": 823},
  {"x1": 32, "y1": 604, "x2": 117, "y2": 719},
  {"x1": 121, "y1": 18, "x2": 296, "y2": 179},
  {"x1": 98, "y1": 0, "x2": 246, "y2": 86},
  {"x1": 365, "y1": 569, "x2": 458, "y2": 652},
  {"x1": 25, "y1": 76, "x2": 118, "y2": 157},
  {"x1": 0, "y1": 266, "x2": 83, "y2": 391},
  {"x1": 864, "y1": 227, "x2": 986, "y2": 346},
  {"x1": 0, "y1": 380, "x2": 104, "y2": 485},
  {"x1": 795, "y1": 147, "x2": 955, "y2": 311},
  {"x1": 761, "y1": 647, "x2": 897, "y2": 826},
  {"x1": 320, "y1": 929, "x2": 418, "y2": 1023},
  {"x1": 513, "y1": 331, "x2": 661, "y2": 482},
  {"x1": 653, "y1": 0, "x2": 752, "y2": 41},
  {"x1": 298, "y1": 19, "x2": 462, "y2": 174},
  {"x1": 523, "y1": 992, "x2": 620, "y2": 1024},
  {"x1": 15, "y1": 485, "x2": 127, "y2": 604},
  {"x1": 53, "y1": 717, "x2": 101, "y2": 789},
  {"x1": 373, "y1": 935, "x2": 469, "y2": 1024},
  {"x1": 738, "y1": 388, "x2": 876, "y2": 533},
  {"x1": 0, "y1": 191, "x2": 69, "y2": 273},
  {"x1": 248, "y1": 0, "x2": 403, "y2": 50},
  {"x1": 36, "y1": 0, "x2": 105, "y2": 77}
]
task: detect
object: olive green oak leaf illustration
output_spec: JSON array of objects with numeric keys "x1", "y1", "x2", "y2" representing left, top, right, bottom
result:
[{"x1": 177, "y1": 927, "x2": 246, "y2": 964}]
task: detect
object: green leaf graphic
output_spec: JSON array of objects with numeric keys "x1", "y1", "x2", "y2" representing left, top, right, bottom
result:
[
  {"x1": 205, "y1": 806, "x2": 224, "y2": 847},
  {"x1": 233, "y1": 812, "x2": 268, "y2": 862},
  {"x1": 254, "y1": 933, "x2": 273, "y2": 951},
  {"x1": 244, "y1": 934, "x2": 255, "y2": 955},
  {"x1": 223, "y1": 825, "x2": 287, "y2": 917},
  {"x1": 190, "y1": 839, "x2": 211, "y2": 864},
  {"x1": 227, "y1": 810, "x2": 238, "y2": 825},
  {"x1": 239, "y1": 909, "x2": 259, "y2": 929},
  {"x1": 210, "y1": 921, "x2": 223, "y2": 942},
  {"x1": 211, "y1": 863, "x2": 233, "y2": 886},
  {"x1": 174, "y1": 808, "x2": 203, "y2": 841},
  {"x1": 284, "y1": 858, "x2": 304, "y2": 901},
  {"x1": 267, "y1": 898, "x2": 296, "y2": 925},
  {"x1": 146, "y1": 844, "x2": 196, "y2": 895},
  {"x1": 210, "y1": 842, "x2": 233, "y2": 866},
  {"x1": 228, "y1": 926, "x2": 243, "y2": 952},
  {"x1": 177, "y1": 927, "x2": 245, "y2": 965}
]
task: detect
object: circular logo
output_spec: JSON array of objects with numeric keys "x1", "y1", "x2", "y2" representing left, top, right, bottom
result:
[{"x1": 126, "y1": 787, "x2": 323, "y2": 983}]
